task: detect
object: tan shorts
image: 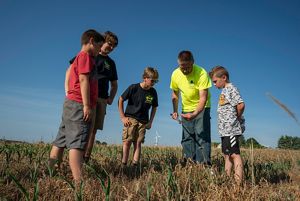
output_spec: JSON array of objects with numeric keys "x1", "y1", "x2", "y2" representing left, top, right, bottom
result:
[
  {"x1": 122, "y1": 117, "x2": 146, "y2": 143},
  {"x1": 94, "y1": 98, "x2": 107, "y2": 130}
]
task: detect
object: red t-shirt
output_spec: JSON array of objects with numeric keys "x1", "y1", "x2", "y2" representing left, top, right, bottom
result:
[{"x1": 67, "y1": 51, "x2": 98, "y2": 108}]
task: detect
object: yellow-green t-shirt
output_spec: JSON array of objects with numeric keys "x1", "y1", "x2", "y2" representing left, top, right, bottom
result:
[{"x1": 170, "y1": 64, "x2": 212, "y2": 112}]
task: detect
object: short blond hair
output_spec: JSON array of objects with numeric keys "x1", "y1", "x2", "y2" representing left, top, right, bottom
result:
[{"x1": 143, "y1": 67, "x2": 159, "y2": 80}]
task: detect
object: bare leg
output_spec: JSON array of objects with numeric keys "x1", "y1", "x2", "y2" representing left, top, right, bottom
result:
[
  {"x1": 69, "y1": 148, "x2": 84, "y2": 182},
  {"x1": 231, "y1": 153, "x2": 243, "y2": 184},
  {"x1": 224, "y1": 154, "x2": 233, "y2": 176},
  {"x1": 84, "y1": 129, "x2": 97, "y2": 158},
  {"x1": 49, "y1": 146, "x2": 64, "y2": 169},
  {"x1": 122, "y1": 141, "x2": 132, "y2": 164},
  {"x1": 133, "y1": 140, "x2": 142, "y2": 163}
]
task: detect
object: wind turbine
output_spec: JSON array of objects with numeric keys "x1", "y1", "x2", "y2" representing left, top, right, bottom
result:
[{"x1": 154, "y1": 130, "x2": 161, "y2": 146}]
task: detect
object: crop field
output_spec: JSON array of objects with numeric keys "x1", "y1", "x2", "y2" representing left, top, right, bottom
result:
[{"x1": 0, "y1": 142, "x2": 300, "y2": 200}]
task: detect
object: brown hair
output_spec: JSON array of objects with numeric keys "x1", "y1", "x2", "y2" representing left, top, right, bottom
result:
[
  {"x1": 81, "y1": 29, "x2": 104, "y2": 45},
  {"x1": 209, "y1": 65, "x2": 230, "y2": 81},
  {"x1": 143, "y1": 67, "x2": 159, "y2": 80},
  {"x1": 104, "y1": 31, "x2": 118, "y2": 47},
  {"x1": 178, "y1": 50, "x2": 194, "y2": 62}
]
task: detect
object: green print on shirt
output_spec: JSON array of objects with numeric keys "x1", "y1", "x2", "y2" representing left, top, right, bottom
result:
[
  {"x1": 104, "y1": 61, "x2": 111, "y2": 70},
  {"x1": 145, "y1": 95, "x2": 153, "y2": 104}
]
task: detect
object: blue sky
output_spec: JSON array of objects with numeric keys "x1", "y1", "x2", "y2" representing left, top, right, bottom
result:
[{"x1": 1, "y1": 0, "x2": 299, "y2": 147}]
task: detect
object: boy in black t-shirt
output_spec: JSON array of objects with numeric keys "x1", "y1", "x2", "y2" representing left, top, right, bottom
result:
[
  {"x1": 66, "y1": 31, "x2": 119, "y2": 162},
  {"x1": 84, "y1": 31, "x2": 118, "y2": 162},
  {"x1": 118, "y1": 67, "x2": 159, "y2": 166}
]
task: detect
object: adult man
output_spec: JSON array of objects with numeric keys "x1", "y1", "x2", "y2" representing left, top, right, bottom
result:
[
  {"x1": 170, "y1": 50, "x2": 212, "y2": 164},
  {"x1": 66, "y1": 31, "x2": 119, "y2": 162}
]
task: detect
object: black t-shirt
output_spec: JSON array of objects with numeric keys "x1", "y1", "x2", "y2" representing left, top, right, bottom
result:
[
  {"x1": 121, "y1": 83, "x2": 158, "y2": 123},
  {"x1": 69, "y1": 54, "x2": 118, "y2": 99},
  {"x1": 95, "y1": 54, "x2": 118, "y2": 98}
]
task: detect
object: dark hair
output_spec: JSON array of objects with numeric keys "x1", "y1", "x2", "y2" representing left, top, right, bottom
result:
[
  {"x1": 209, "y1": 65, "x2": 230, "y2": 81},
  {"x1": 178, "y1": 50, "x2": 194, "y2": 62},
  {"x1": 104, "y1": 31, "x2": 118, "y2": 47},
  {"x1": 81, "y1": 29, "x2": 104, "y2": 45}
]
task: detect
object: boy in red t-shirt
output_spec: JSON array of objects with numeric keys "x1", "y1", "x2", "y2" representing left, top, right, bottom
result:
[{"x1": 49, "y1": 29, "x2": 104, "y2": 183}]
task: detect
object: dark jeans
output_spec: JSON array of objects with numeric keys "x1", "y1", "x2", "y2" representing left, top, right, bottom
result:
[{"x1": 181, "y1": 108, "x2": 211, "y2": 164}]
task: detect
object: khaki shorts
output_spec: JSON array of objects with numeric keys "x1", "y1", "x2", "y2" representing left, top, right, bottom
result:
[
  {"x1": 122, "y1": 117, "x2": 146, "y2": 143},
  {"x1": 94, "y1": 98, "x2": 107, "y2": 130}
]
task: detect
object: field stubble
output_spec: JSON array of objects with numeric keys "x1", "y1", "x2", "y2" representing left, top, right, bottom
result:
[{"x1": 0, "y1": 142, "x2": 299, "y2": 200}]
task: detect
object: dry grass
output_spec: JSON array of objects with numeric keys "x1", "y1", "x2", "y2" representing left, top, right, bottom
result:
[{"x1": 0, "y1": 142, "x2": 300, "y2": 200}]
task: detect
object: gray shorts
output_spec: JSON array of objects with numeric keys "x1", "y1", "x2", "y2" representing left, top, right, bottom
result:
[{"x1": 53, "y1": 98, "x2": 93, "y2": 150}]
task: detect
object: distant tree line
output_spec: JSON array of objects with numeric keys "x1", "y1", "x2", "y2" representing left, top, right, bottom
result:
[
  {"x1": 212, "y1": 136, "x2": 266, "y2": 149},
  {"x1": 277, "y1": 135, "x2": 300, "y2": 150},
  {"x1": 238, "y1": 135, "x2": 300, "y2": 150},
  {"x1": 211, "y1": 136, "x2": 266, "y2": 149},
  {"x1": 96, "y1": 140, "x2": 107, "y2": 145},
  {"x1": 239, "y1": 135, "x2": 265, "y2": 148},
  {"x1": 95, "y1": 135, "x2": 300, "y2": 150}
]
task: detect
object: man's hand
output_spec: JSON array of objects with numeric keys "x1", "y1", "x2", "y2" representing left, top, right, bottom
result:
[
  {"x1": 171, "y1": 112, "x2": 178, "y2": 120},
  {"x1": 181, "y1": 112, "x2": 197, "y2": 121},
  {"x1": 171, "y1": 112, "x2": 182, "y2": 124}
]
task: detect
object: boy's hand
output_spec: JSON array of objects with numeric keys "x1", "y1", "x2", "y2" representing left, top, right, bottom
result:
[
  {"x1": 83, "y1": 105, "x2": 92, "y2": 122},
  {"x1": 145, "y1": 122, "x2": 152, "y2": 130},
  {"x1": 106, "y1": 97, "x2": 113, "y2": 105},
  {"x1": 121, "y1": 117, "x2": 132, "y2": 127}
]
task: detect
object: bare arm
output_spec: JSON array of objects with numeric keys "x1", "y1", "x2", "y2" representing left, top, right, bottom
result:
[
  {"x1": 64, "y1": 65, "x2": 71, "y2": 96},
  {"x1": 118, "y1": 96, "x2": 131, "y2": 127},
  {"x1": 236, "y1": 102, "x2": 245, "y2": 120},
  {"x1": 171, "y1": 90, "x2": 179, "y2": 120},
  {"x1": 79, "y1": 73, "x2": 91, "y2": 122},
  {"x1": 194, "y1": 89, "x2": 208, "y2": 115},
  {"x1": 146, "y1": 106, "x2": 157, "y2": 129},
  {"x1": 107, "y1": 80, "x2": 118, "y2": 105},
  {"x1": 181, "y1": 89, "x2": 208, "y2": 121}
]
